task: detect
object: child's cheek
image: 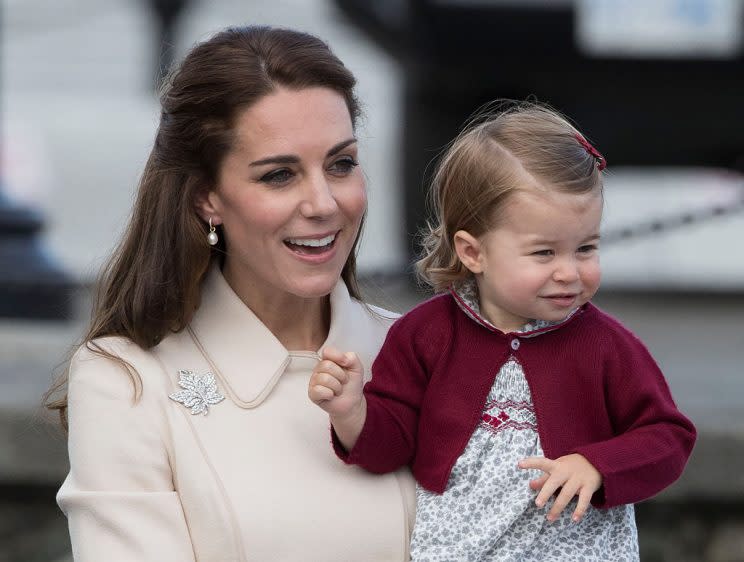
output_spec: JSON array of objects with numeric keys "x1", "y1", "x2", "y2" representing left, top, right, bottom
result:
[{"x1": 583, "y1": 262, "x2": 602, "y2": 296}]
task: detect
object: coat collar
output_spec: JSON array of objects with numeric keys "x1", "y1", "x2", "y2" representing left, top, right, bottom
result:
[{"x1": 187, "y1": 266, "x2": 358, "y2": 408}]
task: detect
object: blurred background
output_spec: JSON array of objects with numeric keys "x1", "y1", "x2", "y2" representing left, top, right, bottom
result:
[{"x1": 1, "y1": 0, "x2": 743, "y2": 560}]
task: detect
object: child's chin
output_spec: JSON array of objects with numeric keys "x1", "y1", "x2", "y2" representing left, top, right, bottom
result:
[{"x1": 539, "y1": 311, "x2": 572, "y2": 323}]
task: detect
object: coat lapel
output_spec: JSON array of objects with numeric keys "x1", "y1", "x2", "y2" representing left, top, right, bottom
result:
[
  {"x1": 188, "y1": 267, "x2": 290, "y2": 409},
  {"x1": 186, "y1": 267, "x2": 369, "y2": 408}
]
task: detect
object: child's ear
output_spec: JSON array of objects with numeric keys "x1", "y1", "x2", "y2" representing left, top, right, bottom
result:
[{"x1": 453, "y1": 230, "x2": 484, "y2": 274}]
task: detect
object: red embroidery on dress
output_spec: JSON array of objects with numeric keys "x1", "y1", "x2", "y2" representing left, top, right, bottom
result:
[
  {"x1": 480, "y1": 402, "x2": 537, "y2": 435},
  {"x1": 482, "y1": 411, "x2": 510, "y2": 429},
  {"x1": 484, "y1": 399, "x2": 533, "y2": 414}
]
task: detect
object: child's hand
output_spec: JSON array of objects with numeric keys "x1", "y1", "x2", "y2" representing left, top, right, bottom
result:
[
  {"x1": 308, "y1": 347, "x2": 367, "y2": 451},
  {"x1": 308, "y1": 346, "x2": 366, "y2": 424},
  {"x1": 518, "y1": 453, "x2": 602, "y2": 523}
]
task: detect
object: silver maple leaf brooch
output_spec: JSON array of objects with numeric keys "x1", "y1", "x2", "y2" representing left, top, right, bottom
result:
[{"x1": 169, "y1": 370, "x2": 225, "y2": 415}]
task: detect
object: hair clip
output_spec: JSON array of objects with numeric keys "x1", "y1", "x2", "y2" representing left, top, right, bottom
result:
[{"x1": 575, "y1": 133, "x2": 607, "y2": 171}]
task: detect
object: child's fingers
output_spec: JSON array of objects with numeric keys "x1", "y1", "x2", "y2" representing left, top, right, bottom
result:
[
  {"x1": 308, "y1": 383, "x2": 335, "y2": 404},
  {"x1": 321, "y1": 347, "x2": 363, "y2": 373},
  {"x1": 518, "y1": 457, "x2": 552, "y2": 472},
  {"x1": 343, "y1": 351, "x2": 362, "y2": 372},
  {"x1": 528, "y1": 474, "x2": 549, "y2": 491},
  {"x1": 314, "y1": 359, "x2": 348, "y2": 384},
  {"x1": 320, "y1": 346, "x2": 347, "y2": 364},
  {"x1": 546, "y1": 481, "x2": 580, "y2": 522},
  {"x1": 519, "y1": 457, "x2": 559, "y2": 507},
  {"x1": 312, "y1": 372, "x2": 343, "y2": 396},
  {"x1": 534, "y1": 473, "x2": 565, "y2": 509},
  {"x1": 308, "y1": 358, "x2": 348, "y2": 403},
  {"x1": 320, "y1": 346, "x2": 355, "y2": 366},
  {"x1": 572, "y1": 487, "x2": 594, "y2": 522}
]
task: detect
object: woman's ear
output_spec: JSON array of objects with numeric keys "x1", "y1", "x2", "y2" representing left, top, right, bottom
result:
[
  {"x1": 194, "y1": 188, "x2": 221, "y2": 225},
  {"x1": 453, "y1": 230, "x2": 484, "y2": 274}
]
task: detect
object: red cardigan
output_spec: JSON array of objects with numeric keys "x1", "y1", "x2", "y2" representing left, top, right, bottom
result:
[{"x1": 334, "y1": 293, "x2": 696, "y2": 509}]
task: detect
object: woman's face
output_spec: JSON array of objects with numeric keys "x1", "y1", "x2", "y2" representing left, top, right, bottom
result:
[{"x1": 199, "y1": 86, "x2": 366, "y2": 301}]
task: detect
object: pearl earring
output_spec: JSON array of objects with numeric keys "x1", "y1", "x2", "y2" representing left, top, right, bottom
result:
[{"x1": 207, "y1": 218, "x2": 219, "y2": 246}]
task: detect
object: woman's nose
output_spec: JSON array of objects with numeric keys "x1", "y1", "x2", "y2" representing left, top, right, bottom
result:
[{"x1": 299, "y1": 175, "x2": 338, "y2": 219}]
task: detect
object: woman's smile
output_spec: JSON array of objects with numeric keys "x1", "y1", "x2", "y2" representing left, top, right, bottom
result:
[{"x1": 284, "y1": 230, "x2": 341, "y2": 262}]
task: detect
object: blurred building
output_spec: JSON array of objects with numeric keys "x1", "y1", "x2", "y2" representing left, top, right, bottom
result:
[{"x1": 336, "y1": 0, "x2": 744, "y2": 286}]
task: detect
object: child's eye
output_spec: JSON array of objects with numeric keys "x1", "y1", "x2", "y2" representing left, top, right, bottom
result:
[
  {"x1": 260, "y1": 168, "x2": 294, "y2": 186},
  {"x1": 328, "y1": 157, "x2": 358, "y2": 176},
  {"x1": 578, "y1": 244, "x2": 598, "y2": 254},
  {"x1": 532, "y1": 249, "x2": 554, "y2": 257}
]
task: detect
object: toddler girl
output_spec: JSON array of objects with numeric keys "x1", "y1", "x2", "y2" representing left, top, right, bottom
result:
[{"x1": 308, "y1": 103, "x2": 696, "y2": 561}]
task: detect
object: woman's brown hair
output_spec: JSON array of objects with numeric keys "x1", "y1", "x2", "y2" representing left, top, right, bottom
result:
[
  {"x1": 45, "y1": 26, "x2": 364, "y2": 427},
  {"x1": 416, "y1": 101, "x2": 605, "y2": 292}
]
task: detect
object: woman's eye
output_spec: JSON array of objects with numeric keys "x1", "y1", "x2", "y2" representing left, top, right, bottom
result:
[
  {"x1": 328, "y1": 157, "x2": 358, "y2": 176},
  {"x1": 260, "y1": 168, "x2": 294, "y2": 185}
]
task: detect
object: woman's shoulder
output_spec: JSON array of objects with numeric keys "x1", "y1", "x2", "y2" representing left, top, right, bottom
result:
[
  {"x1": 349, "y1": 292, "x2": 453, "y2": 336},
  {"x1": 343, "y1": 294, "x2": 399, "y2": 329},
  {"x1": 71, "y1": 336, "x2": 158, "y2": 371},
  {"x1": 72, "y1": 335, "x2": 142, "y2": 360},
  {"x1": 364, "y1": 302, "x2": 401, "y2": 323},
  {"x1": 68, "y1": 336, "x2": 170, "y2": 402}
]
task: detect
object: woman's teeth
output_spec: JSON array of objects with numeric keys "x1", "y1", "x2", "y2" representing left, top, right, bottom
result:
[{"x1": 285, "y1": 233, "x2": 336, "y2": 247}]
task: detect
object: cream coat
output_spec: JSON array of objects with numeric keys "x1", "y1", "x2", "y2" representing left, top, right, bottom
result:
[{"x1": 58, "y1": 268, "x2": 416, "y2": 561}]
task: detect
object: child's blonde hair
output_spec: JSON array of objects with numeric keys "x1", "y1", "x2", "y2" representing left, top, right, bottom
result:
[{"x1": 416, "y1": 101, "x2": 605, "y2": 292}]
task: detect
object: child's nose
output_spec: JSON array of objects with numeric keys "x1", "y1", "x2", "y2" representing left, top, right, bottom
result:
[{"x1": 552, "y1": 258, "x2": 580, "y2": 283}]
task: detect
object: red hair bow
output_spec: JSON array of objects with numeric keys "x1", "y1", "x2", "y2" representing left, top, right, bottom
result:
[{"x1": 575, "y1": 133, "x2": 607, "y2": 171}]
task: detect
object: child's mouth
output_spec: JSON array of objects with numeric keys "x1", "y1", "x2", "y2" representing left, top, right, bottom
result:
[{"x1": 543, "y1": 294, "x2": 578, "y2": 307}]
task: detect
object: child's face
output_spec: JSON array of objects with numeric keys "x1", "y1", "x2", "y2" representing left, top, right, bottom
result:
[{"x1": 468, "y1": 188, "x2": 602, "y2": 333}]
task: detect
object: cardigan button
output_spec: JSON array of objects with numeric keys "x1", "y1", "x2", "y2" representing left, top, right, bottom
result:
[{"x1": 510, "y1": 338, "x2": 520, "y2": 350}]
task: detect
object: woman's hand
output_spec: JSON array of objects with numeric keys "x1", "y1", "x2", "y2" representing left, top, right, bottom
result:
[
  {"x1": 518, "y1": 453, "x2": 602, "y2": 523},
  {"x1": 308, "y1": 347, "x2": 367, "y2": 451}
]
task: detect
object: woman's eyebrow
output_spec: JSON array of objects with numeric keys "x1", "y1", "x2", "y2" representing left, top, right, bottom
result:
[
  {"x1": 250, "y1": 154, "x2": 300, "y2": 167},
  {"x1": 327, "y1": 138, "x2": 357, "y2": 157},
  {"x1": 249, "y1": 138, "x2": 357, "y2": 167}
]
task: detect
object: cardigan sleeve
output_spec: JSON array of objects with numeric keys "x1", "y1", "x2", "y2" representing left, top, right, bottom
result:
[
  {"x1": 333, "y1": 310, "x2": 441, "y2": 473},
  {"x1": 58, "y1": 341, "x2": 196, "y2": 562},
  {"x1": 572, "y1": 324, "x2": 696, "y2": 509}
]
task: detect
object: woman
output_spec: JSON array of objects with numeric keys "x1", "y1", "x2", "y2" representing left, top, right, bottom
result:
[{"x1": 47, "y1": 26, "x2": 415, "y2": 561}]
